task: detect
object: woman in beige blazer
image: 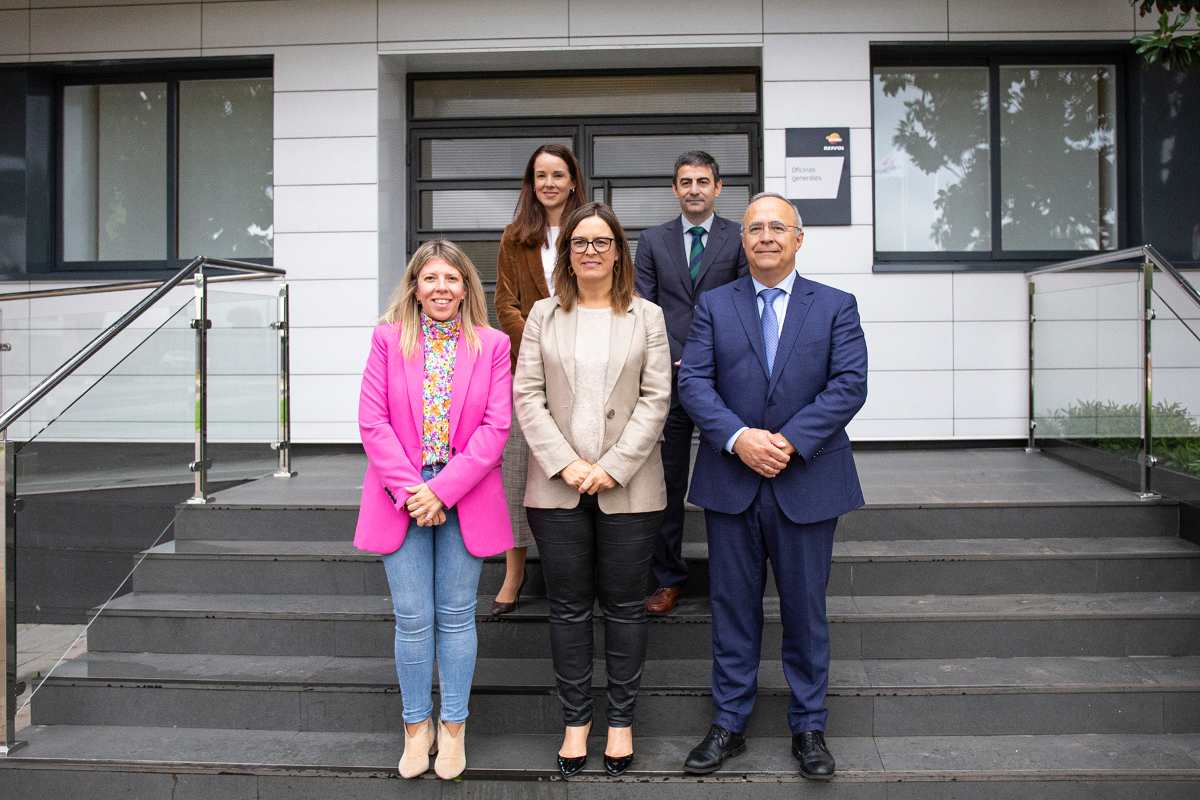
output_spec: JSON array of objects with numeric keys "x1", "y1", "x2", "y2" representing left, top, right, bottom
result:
[{"x1": 515, "y1": 201, "x2": 671, "y2": 778}]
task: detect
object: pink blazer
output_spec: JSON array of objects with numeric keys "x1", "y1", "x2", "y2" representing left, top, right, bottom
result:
[{"x1": 353, "y1": 321, "x2": 513, "y2": 558}]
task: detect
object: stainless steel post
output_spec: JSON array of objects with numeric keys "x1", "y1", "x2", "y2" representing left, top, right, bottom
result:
[
  {"x1": 274, "y1": 283, "x2": 295, "y2": 478},
  {"x1": 1140, "y1": 257, "x2": 1160, "y2": 500},
  {"x1": 187, "y1": 268, "x2": 211, "y2": 504},
  {"x1": 0, "y1": 431, "x2": 24, "y2": 754},
  {"x1": 1026, "y1": 280, "x2": 1037, "y2": 454}
]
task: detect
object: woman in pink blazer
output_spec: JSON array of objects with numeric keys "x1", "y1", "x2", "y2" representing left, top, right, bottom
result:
[{"x1": 354, "y1": 239, "x2": 512, "y2": 781}]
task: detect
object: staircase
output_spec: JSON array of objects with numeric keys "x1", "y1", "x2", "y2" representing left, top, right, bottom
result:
[{"x1": 2, "y1": 448, "x2": 1199, "y2": 798}]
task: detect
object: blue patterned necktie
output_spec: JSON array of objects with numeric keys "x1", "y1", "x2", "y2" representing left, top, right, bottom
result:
[
  {"x1": 759, "y1": 287, "x2": 784, "y2": 374},
  {"x1": 687, "y1": 226, "x2": 706, "y2": 282}
]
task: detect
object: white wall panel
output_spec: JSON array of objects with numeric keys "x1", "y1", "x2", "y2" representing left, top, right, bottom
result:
[
  {"x1": 289, "y1": 326, "x2": 374, "y2": 375},
  {"x1": 850, "y1": 176, "x2": 872, "y2": 225},
  {"x1": 948, "y1": 0, "x2": 1133, "y2": 32},
  {"x1": 275, "y1": 90, "x2": 377, "y2": 139},
  {"x1": 764, "y1": 34, "x2": 874, "y2": 81},
  {"x1": 862, "y1": 322, "x2": 953, "y2": 371},
  {"x1": 765, "y1": 0, "x2": 948, "y2": 33},
  {"x1": 288, "y1": 279, "x2": 378, "y2": 328},
  {"x1": 763, "y1": 81, "x2": 871, "y2": 129},
  {"x1": 795, "y1": 226, "x2": 874, "y2": 275},
  {"x1": 275, "y1": 138, "x2": 377, "y2": 186},
  {"x1": 293, "y1": 420, "x2": 360, "y2": 441},
  {"x1": 953, "y1": 273, "x2": 1029, "y2": 321},
  {"x1": 30, "y1": 3, "x2": 201, "y2": 53},
  {"x1": 954, "y1": 370, "x2": 1026, "y2": 419},
  {"x1": 203, "y1": 0, "x2": 376, "y2": 48},
  {"x1": 819, "y1": 274, "x2": 954, "y2": 322},
  {"x1": 274, "y1": 232, "x2": 379, "y2": 281},
  {"x1": 0, "y1": 10, "x2": 28, "y2": 54},
  {"x1": 569, "y1": 0, "x2": 757, "y2": 37},
  {"x1": 954, "y1": 321, "x2": 1026, "y2": 370},
  {"x1": 28, "y1": 1, "x2": 192, "y2": 6},
  {"x1": 275, "y1": 185, "x2": 379, "y2": 234},
  {"x1": 380, "y1": 0, "x2": 567, "y2": 41},
  {"x1": 292, "y1": 373, "x2": 359, "y2": 421},
  {"x1": 859, "y1": 370, "x2": 954, "y2": 419},
  {"x1": 1155, "y1": 368, "x2": 1200, "y2": 415},
  {"x1": 954, "y1": 418, "x2": 1027, "y2": 437},
  {"x1": 274, "y1": 43, "x2": 378, "y2": 91},
  {"x1": 849, "y1": 418, "x2": 954, "y2": 439}
]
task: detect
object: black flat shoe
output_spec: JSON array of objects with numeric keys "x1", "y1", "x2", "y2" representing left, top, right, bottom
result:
[
  {"x1": 490, "y1": 574, "x2": 527, "y2": 616},
  {"x1": 683, "y1": 724, "x2": 746, "y2": 774},
  {"x1": 792, "y1": 730, "x2": 836, "y2": 780},
  {"x1": 603, "y1": 752, "x2": 634, "y2": 776},
  {"x1": 557, "y1": 753, "x2": 587, "y2": 778}
]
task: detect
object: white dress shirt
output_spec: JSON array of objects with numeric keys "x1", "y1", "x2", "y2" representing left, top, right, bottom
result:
[{"x1": 541, "y1": 226, "x2": 559, "y2": 296}]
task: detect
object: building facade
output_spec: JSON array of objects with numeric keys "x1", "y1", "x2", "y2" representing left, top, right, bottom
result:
[{"x1": 1, "y1": 0, "x2": 1197, "y2": 444}]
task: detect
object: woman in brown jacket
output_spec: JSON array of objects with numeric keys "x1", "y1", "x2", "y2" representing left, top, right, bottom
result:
[{"x1": 491, "y1": 143, "x2": 587, "y2": 615}]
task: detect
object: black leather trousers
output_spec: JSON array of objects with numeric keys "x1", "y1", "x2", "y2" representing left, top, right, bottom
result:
[{"x1": 527, "y1": 494, "x2": 661, "y2": 727}]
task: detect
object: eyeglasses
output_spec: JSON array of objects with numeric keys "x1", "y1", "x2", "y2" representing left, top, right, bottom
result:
[
  {"x1": 743, "y1": 221, "x2": 802, "y2": 238},
  {"x1": 569, "y1": 236, "x2": 615, "y2": 254}
]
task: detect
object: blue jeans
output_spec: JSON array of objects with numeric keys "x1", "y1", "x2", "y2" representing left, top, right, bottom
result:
[{"x1": 382, "y1": 465, "x2": 483, "y2": 725}]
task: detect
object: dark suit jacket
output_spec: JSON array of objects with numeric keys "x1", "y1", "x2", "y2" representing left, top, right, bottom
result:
[
  {"x1": 634, "y1": 215, "x2": 748, "y2": 364},
  {"x1": 677, "y1": 274, "x2": 868, "y2": 525}
]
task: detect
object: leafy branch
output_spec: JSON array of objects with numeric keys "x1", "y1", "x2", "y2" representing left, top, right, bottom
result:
[{"x1": 1132, "y1": 1, "x2": 1200, "y2": 70}]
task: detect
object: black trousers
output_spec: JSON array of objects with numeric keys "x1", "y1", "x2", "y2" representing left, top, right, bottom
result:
[
  {"x1": 527, "y1": 495, "x2": 662, "y2": 727},
  {"x1": 652, "y1": 400, "x2": 694, "y2": 589}
]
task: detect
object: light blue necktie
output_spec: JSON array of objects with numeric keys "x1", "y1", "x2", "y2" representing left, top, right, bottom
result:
[{"x1": 759, "y1": 287, "x2": 784, "y2": 374}]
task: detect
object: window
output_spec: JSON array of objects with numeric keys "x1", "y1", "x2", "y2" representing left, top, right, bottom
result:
[
  {"x1": 59, "y1": 70, "x2": 273, "y2": 272},
  {"x1": 872, "y1": 48, "x2": 1124, "y2": 268}
]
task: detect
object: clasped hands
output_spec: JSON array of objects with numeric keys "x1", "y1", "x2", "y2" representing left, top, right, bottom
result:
[
  {"x1": 403, "y1": 482, "x2": 446, "y2": 527},
  {"x1": 733, "y1": 429, "x2": 796, "y2": 478},
  {"x1": 559, "y1": 459, "x2": 617, "y2": 495}
]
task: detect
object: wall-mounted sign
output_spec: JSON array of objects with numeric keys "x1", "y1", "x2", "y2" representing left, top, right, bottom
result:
[{"x1": 785, "y1": 128, "x2": 851, "y2": 226}]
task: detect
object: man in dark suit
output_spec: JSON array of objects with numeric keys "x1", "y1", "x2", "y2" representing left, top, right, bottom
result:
[
  {"x1": 677, "y1": 192, "x2": 868, "y2": 781},
  {"x1": 635, "y1": 151, "x2": 748, "y2": 616}
]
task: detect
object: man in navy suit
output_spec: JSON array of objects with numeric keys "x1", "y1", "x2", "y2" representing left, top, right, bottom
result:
[
  {"x1": 635, "y1": 151, "x2": 748, "y2": 616},
  {"x1": 677, "y1": 192, "x2": 867, "y2": 780}
]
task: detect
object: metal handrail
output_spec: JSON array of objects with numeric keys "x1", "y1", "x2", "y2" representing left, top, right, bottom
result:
[
  {"x1": 0, "y1": 255, "x2": 291, "y2": 755},
  {"x1": 0, "y1": 271, "x2": 277, "y2": 303},
  {"x1": 1026, "y1": 244, "x2": 1198, "y2": 500}
]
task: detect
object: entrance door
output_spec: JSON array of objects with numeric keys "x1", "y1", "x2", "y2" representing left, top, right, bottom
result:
[{"x1": 407, "y1": 71, "x2": 762, "y2": 320}]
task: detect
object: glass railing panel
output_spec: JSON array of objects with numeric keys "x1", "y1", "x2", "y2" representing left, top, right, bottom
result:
[
  {"x1": 11, "y1": 293, "x2": 199, "y2": 735},
  {"x1": 1031, "y1": 269, "x2": 1143, "y2": 459},
  {"x1": 206, "y1": 285, "x2": 280, "y2": 483},
  {"x1": 1150, "y1": 276, "x2": 1200, "y2": 480},
  {"x1": 0, "y1": 285, "x2": 195, "y2": 445}
]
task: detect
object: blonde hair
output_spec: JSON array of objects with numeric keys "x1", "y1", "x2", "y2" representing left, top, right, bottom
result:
[{"x1": 381, "y1": 240, "x2": 490, "y2": 358}]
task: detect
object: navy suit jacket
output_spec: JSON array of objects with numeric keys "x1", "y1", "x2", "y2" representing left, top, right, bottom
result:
[
  {"x1": 678, "y1": 273, "x2": 868, "y2": 525},
  {"x1": 634, "y1": 214, "x2": 748, "y2": 364}
]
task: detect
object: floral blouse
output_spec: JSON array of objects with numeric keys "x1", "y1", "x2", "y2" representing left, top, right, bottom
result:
[{"x1": 421, "y1": 314, "x2": 460, "y2": 466}]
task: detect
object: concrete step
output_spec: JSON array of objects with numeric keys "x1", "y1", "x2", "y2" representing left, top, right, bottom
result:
[
  {"x1": 32, "y1": 653, "x2": 1200, "y2": 737},
  {"x1": 138, "y1": 536, "x2": 1200, "y2": 597},
  {"x1": 174, "y1": 500, "x2": 1181, "y2": 543},
  {"x1": 86, "y1": 591, "x2": 1200, "y2": 660},
  {"x1": 1, "y1": 726, "x2": 1198, "y2": 799}
]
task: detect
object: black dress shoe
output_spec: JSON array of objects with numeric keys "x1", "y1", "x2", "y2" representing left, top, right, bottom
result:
[
  {"x1": 683, "y1": 725, "x2": 746, "y2": 774},
  {"x1": 792, "y1": 730, "x2": 836, "y2": 780},
  {"x1": 603, "y1": 752, "x2": 634, "y2": 776},
  {"x1": 557, "y1": 753, "x2": 587, "y2": 778},
  {"x1": 490, "y1": 575, "x2": 527, "y2": 617}
]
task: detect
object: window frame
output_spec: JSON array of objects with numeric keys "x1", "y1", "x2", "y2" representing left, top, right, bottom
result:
[
  {"x1": 50, "y1": 60, "x2": 273, "y2": 278},
  {"x1": 870, "y1": 43, "x2": 1136, "y2": 273}
]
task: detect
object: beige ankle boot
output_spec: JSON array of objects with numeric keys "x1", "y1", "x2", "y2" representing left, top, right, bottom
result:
[
  {"x1": 434, "y1": 720, "x2": 467, "y2": 779},
  {"x1": 398, "y1": 719, "x2": 437, "y2": 778}
]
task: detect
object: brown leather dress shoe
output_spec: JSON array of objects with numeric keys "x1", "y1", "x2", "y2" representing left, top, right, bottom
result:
[{"x1": 645, "y1": 586, "x2": 682, "y2": 615}]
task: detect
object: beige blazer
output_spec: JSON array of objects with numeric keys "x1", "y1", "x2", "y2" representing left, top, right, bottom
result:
[{"x1": 514, "y1": 295, "x2": 671, "y2": 513}]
